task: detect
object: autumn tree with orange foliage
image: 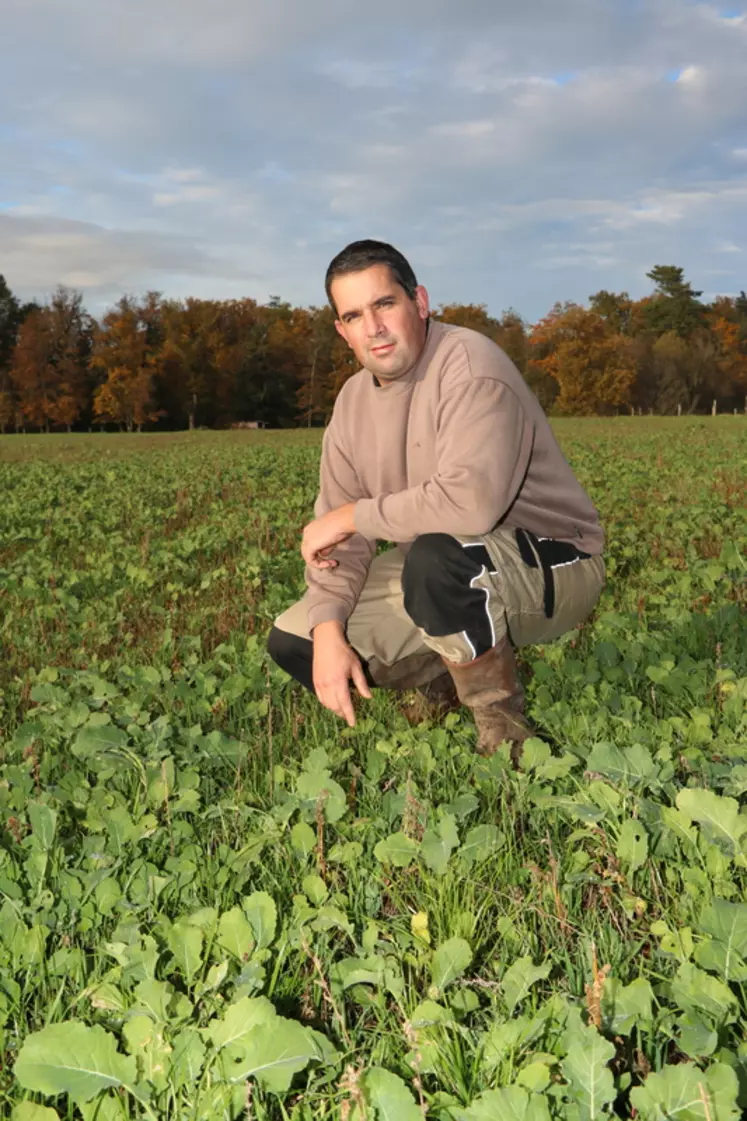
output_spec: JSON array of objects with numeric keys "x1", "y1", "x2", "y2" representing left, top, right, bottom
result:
[
  {"x1": 2, "y1": 264, "x2": 746, "y2": 430},
  {"x1": 709, "y1": 296, "x2": 747, "y2": 402},
  {"x1": 92, "y1": 294, "x2": 163, "y2": 432},
  {"x1": 159, "y1": 298, "x2": 225, "y2": 430},
  {"x1": 531, "y1": 304, "x2": 637, "y2": 415},
  {"x1": 9, "y1": 287, "x2": 92, "y2": 431},
  {"x1": 294, "y1": 306, "x2": 361, "y2": 426}
]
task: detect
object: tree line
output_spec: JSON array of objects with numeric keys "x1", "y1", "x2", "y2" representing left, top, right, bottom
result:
[{"x1": 0, "y1": 265, "x2": 745, "y2": 433}]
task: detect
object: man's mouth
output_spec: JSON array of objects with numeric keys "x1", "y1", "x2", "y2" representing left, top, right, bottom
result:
[{"x1": 371, "y1": 343, "x2": 395, "y2": 356}]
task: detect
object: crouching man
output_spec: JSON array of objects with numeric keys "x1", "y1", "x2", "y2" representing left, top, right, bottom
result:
[{"x1": 267, "y1": 240, "x2": 605, "y2": 759}]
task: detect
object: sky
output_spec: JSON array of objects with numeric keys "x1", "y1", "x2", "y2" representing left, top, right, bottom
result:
[{"x1": 1, "y1": 0, "x2": 746, "y2": 321}]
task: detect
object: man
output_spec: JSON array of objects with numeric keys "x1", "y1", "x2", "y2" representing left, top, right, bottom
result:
[{"x1": 267, "y1": 240, "x2": 605, "y2": 758}]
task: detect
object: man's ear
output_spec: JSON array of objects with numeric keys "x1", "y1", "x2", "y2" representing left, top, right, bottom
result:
[
  {"x1": 334, "y1": 319, "x2": 351, "y2": 346},
  {"x1": 414, "y1": 285, "x2": 430, "y2": 320}
]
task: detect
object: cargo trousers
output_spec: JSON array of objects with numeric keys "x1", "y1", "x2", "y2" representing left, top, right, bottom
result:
[{"x1": 268, "y1": 527, "x2": 605, "y2": 693}]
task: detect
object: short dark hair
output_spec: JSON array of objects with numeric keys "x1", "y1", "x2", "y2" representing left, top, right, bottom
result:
[{"x1": 324, "y1": 239, "x2": 418, "y2": 311}]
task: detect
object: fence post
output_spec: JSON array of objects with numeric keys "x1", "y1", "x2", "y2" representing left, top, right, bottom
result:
[{"x1": 711, "y1": 399, "x2": 717, "y2": 416}]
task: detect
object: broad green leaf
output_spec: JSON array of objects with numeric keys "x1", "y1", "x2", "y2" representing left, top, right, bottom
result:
[
  {"x1": 534, "y1": 752, "x2": 579, "y2": 782},
  {"x1": 481, "y1": 1015, "x2": 547, "y2": 1072},
  {"x1": 670, "y1": 962, "x2": 738, "y2": 1025},
  {"x1": 198, "y1": 960, "x2": 229, "y2": 996},
  {"x1": 601, "y1": 977, "x2": 654, "y2": 1035},
  {"x1": 678, "y1": 1013, "x2": 718, "y2": 1058},
  {"x1": 290, "y1": 821, "x2": 316, "y2": 859},
  {"x1": 296, "y1": 768, "x2": 347, "y2": 823},
  {"x1": 652, "y1": 920, "x2": 694, "y2": 963},
  {"x1": 311, "y1": 904, "x2": 353, "y2": 935},
  {"x1": 86, "y1": 981, "x2": 127, "y2": 1014},
  {"x1": 303, "y1": 873, "x2": 329, "y2": 905},
  {"x1": 217, "y1": 907, "x2": 256, "y2": 961},
  {"x1": 208, "y1": 996, "x2": 276, "y2": 1050},
  {"x1": 694, "y1": 901, "x2": 747, "y2": 981},
  {"x1": 411, "y1": 911, "x2": 430, "y2": 945},
  {"x1": 586, "y1": 741, "x2": 656, "y2": 788},
  {"x1": 459, "y1": 824, "x2": 504, "y2": 866},
  {"x1": 409, "y1": 1000, "x2": 453, "y2": 1028},
  {"x1": 327, "y1": 840, "x2": 363, "y2": 866},
  {"x1": 431, "y1": 937, "x2": 472, "y2": 994},
  {"x1": 192, "y1": 1084, "x2": 246, "y2": 1121},
  {"x1": 502, "y1": 956, "x2": 551, "y2": 1015},
  {"x1": 517, "y1": 1062, "x2": 552, "y2": 1094},
  {"x1": 218, "y1": 1018, "x2": 319, "y2": 1090},
  {"x1": 28, "y1": 803, "x2": 57, "y2": 849},
  {"x1": 421, "y1": 814, "x2": 459, "y2": 876},
  {"x1": 131, "y1": 979, "x2": 173, "y2": 1022},
  {"x1": 78, "y1": 1095, "x2": 128, "y2": 1121},
  {"x1": 170, "y1": 1028, "x2": 206, "y2": 1091},
  {"x1": 361, "y1": 1067, "x2": 423, "y2": 1120},
  {"x1": 122, "y1": 1014, "x2": 172, "y2": 1090},
  {"x1": 452, "y1": 1085, "x2": 551, "y2": 1121},
  {"x1": 167, "y1": 919, "x2": 203, "y2": 982},
  {"x1": 676, "y1": 789, "x2": 747, "y2": 855},
  {"x1": 660, "y1": 806, "x2": 698, "y2": 848},
  {"x1": 14, "y1": 1022, "x2": 136, "y2": 1104},
  {"x1": 560, "y1": 1023, "x2": 615, "y2": 1120},
  {"x1": 243, "y1": 891, "x2": 277, "y2": 949},
  {"x1": 519, "y1": 738, "x2": 552, "y2": 770},
  {"x1": 444, "y1": 792, "x2": 479, "y2": 819},
  {"x1": 73, "y1": 724, "x2": 128, "y2": 757},
  {"x1": 11, "y1": 1105, "x2": 60, "y2": 1121},
  {"x1": 450, "y1": 988, "x2": 480, "y2": 1014},
  {"x1": 331, "y1": 955, "x2": 385, "y2": 991},
  {"x1": 631, "y1": 1060, "x2": 740, "y2": 1121},
  {"x1": 617, "y1": 818, "x2": 648, "y2": 870},
  {"x1": 373, "y1": 831, "x2": 420, "y2": 868}
]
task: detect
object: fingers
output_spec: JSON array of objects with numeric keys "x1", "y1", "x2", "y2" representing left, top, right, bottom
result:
[
  {"x1": 302, "y1": 544, "x2": 338, "y2": 569},
  {"x1": 315, "y1": 679, "x2": 356, "y2": 727},
  {"x1": 351, "y1": 659, "x2": 373, "y2": 700},
  {"x1": 304, "y1": 556, "x2": 336, "y2": 570},
  {"x1": 338, "y1": 681, "x2": 356, "y2": 728}
]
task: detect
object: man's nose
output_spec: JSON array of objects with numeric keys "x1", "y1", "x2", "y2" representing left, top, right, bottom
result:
[{"x1": 364, "y1": 309, "x2": 385, "y2": 337}]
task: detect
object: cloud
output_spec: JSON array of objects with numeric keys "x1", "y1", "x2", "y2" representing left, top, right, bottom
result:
[
  {"x1": 1, "y1": 0, "x2": 746, "y2": 318},
  {"x1": 0, "y1": 213, "x2": 259, "y2": 302}
]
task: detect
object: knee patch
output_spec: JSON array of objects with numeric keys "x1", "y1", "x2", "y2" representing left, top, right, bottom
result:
[
  {"x1": 402, "y1": 534, "x2": 496, "y2": 650},
  {"x1": 267, "y1": 626, "x2": 315, "y2": 693}
]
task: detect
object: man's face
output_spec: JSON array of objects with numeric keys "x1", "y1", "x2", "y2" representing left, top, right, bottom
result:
[{"x1": 331, "y1": 264, "x2": 430, "y2": 382}]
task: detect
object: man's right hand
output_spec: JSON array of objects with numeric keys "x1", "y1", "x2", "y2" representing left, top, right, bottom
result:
[{"x1": 312, "y1": 620, "x2": 372, "y2": 727}]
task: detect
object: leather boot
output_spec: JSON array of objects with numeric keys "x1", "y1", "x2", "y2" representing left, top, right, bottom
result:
[
  {"x1": 369, "y1": 653, "x2": 461, "y2": 724},
  {"x1": 401, "y1": 670, "x2": 461, "y2": 725},
  {"x1": 444, "y1": 636, "x2": 532, "y2": 764}
]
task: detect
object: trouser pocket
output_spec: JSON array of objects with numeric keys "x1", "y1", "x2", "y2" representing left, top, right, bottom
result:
[{"x1": 514, "y1": 528, "x2": 592, "y2": 619}]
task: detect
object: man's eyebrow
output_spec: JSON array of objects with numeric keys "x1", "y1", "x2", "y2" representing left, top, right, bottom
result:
[{"x1": 340, "y1": 295, "x2": 396, "y2": 322}]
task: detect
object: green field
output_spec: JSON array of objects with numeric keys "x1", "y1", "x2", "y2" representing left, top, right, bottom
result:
[{"x1": 0, "y1": 418, "x2": 746, "y2": 1121}]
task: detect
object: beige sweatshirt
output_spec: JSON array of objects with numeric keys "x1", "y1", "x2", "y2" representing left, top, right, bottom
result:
[{"x1": 306, "y1": 320, "x2": 604, "y2": 633}]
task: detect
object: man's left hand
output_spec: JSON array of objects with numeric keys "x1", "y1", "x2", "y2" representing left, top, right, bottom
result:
[{"x1": 302, "y1": 504, "x2": 357, "y2": 569}]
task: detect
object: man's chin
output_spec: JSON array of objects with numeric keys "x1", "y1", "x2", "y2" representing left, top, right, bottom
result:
[
  {"x1": 372, "y1": 366, "x2": 407, "y2": 382},
  {"x1": 367, "y1": 353, "x2": 411, "y2": 381}
]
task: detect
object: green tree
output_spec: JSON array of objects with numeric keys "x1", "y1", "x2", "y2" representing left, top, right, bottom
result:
[
  {"x1": 644, "y1": 266, "x2": 705, "y2": 337},
  {"x1": 589, "y1": 289, "x2": 633, "y2": 335}
]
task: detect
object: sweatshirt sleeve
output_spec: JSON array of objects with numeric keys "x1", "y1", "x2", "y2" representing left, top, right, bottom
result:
[
  {"x1": 305, "y1": 416, "x2": 376, "y2": 633},
  {"x1": 354, "y1": 377, "x2": 535, "y2": 541}
]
